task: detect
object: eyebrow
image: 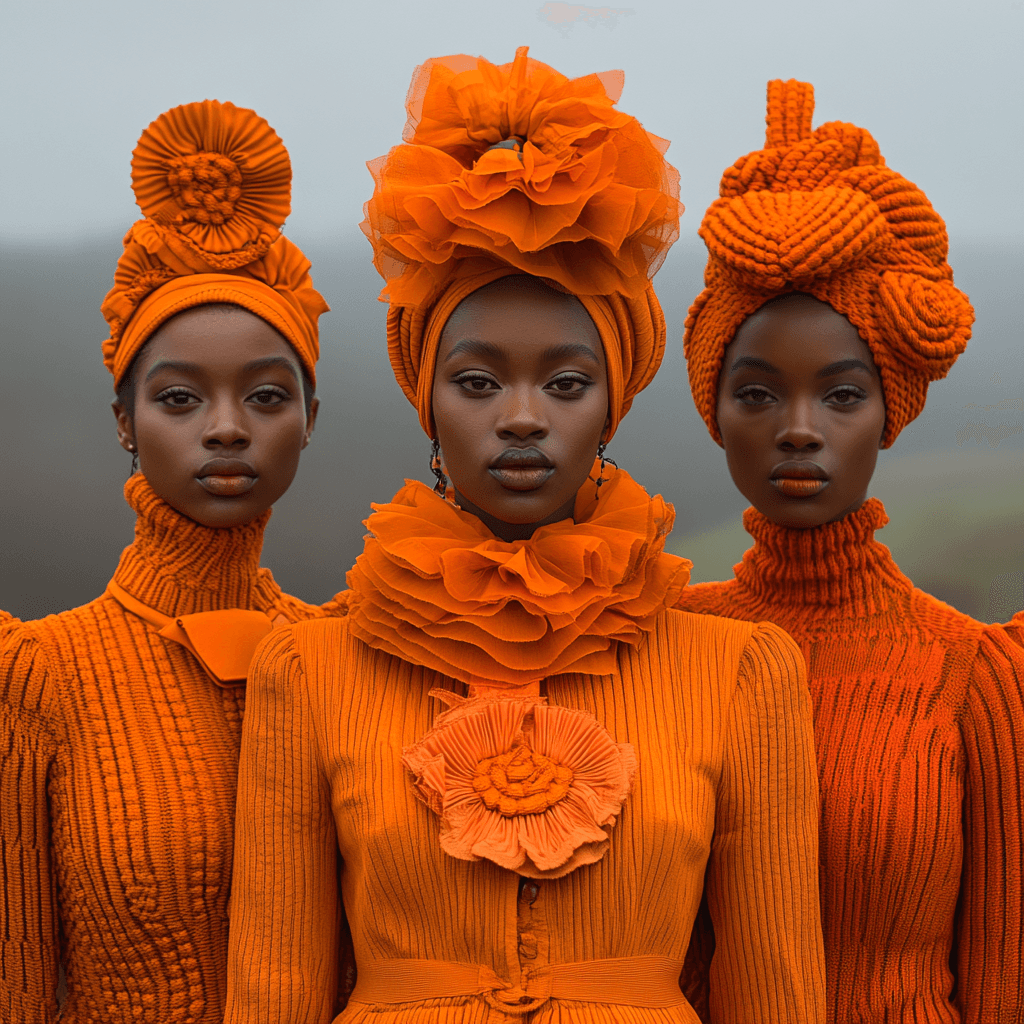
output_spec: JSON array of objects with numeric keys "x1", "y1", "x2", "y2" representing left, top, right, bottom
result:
[
  {"x1": 443, "y1": 338, "x2": 600, "y2": 365},
  {"x1": 727, "y1": 356, "x2": 874, "y2": 378},
  {"x1": 144, "y1": 355, "x2": 300, "y2": 383}
]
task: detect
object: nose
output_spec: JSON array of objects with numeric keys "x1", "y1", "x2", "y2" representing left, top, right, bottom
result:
[
  {"x1": 776, "y1": 396, "x2": 824, "y2": 452},
  {"x1": 201, "y1": 398, "x2": 251, "y2": 450},
  {"x1": 494, "y1": 384, "x2": 548, "y2": 441}
]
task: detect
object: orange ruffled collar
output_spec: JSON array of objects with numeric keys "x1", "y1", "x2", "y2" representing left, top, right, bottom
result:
[{"x1": 346, "y1": 462, "x2": 691, "y2": 689}]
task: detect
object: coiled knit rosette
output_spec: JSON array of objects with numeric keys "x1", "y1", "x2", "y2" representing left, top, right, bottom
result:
[
  {"x1": 346, "y1": 462, "x2": 692, "y2": 689},
  {"x1": 402, "y1": 690, "x2": 637, "y2": 878},
  {"x1": 361, "y1": 45, "x2": 682, "y2": 311},
  {"x1": 100, "y1": 100, "x2": 328, "y2": 386},
  {"x1": 684, "y1": 79, "x2": 973, "y2": 448}
]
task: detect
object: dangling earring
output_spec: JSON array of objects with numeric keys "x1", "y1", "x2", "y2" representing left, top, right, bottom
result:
[
  {"x1": 429, "y1": 438, "x2": 448, "y2": 499},
  {"x1": 127, "y1": 444, "x2": 139, "y2": 477},
  {"x1": 595, "y1": 440, "x2": 617, "y2": 497}
]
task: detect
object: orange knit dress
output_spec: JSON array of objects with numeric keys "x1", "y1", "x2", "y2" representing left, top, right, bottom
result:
[
  {"x1": 0, "y1": 475, "x2": 341, "y2": 1023},
  {"x1": 676, "y1": 498, "x2": 1024, "y2": 1022},
  {"x1": 225, "y1": 466, "x2": 826, "y2": 1023}
]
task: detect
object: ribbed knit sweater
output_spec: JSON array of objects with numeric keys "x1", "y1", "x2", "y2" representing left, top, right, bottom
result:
[
  {"x1": 676, "y1": 498, "x2": 1024, "y2": 1023},
  {"x1": 0, "y1": 476, "x2": 342, "y2": 1024},
  {"x1": 224, "y1": 608, "x2": 826, "y2": 1023}
]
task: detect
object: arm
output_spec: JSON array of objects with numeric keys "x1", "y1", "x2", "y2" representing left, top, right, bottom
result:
[
  {"x1": 0, "y1": 629, "x2": 61, "y2": 1023},
  {"x1": 706, "y1": 622, "x2": 825, "y2": 1024},
  {"x1": 224, "y1": 627, "x2": 341, "y2": 1023},
  {"x1": 954, "y1": 627, "x2": 1024, "y2": 1020}
]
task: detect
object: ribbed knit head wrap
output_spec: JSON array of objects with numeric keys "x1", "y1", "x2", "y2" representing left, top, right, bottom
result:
[
  {"x1": 684, "y1": 79, "x2": 974, "y2": 448},
  {"x1": 101, "y1": 100, "x2": 329, "y2": 388},
  {"x1": 361, "y1": 46, "x2": 683, "y2": 440}
]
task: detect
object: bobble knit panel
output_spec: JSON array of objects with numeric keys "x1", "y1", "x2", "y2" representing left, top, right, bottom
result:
[
  {"x1": 677, "y1": 497, "x2": 1024, "y2": 1023},
  {"x1": 0, "y1": 476, "x2": 330, "y2": 1024}
]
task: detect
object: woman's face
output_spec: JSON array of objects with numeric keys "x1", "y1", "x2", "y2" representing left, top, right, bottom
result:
[
  {"x1": 716, "y1": 293, "x2": 887, "y2": 529},
  {"x1": 432, "y1": 277, "x2": 609, "y2": 542},
  {"x1": 113, "y1": 304, "x2": 317, "y2": 529}
]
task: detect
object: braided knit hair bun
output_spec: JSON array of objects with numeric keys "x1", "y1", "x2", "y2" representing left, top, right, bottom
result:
[{"x1": 684, "y1": 80, "x2": 973, "y2": 447}]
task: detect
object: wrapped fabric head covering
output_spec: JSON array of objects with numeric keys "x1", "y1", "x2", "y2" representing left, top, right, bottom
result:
[
  {"x1": 361, "y1": 46, "x2": 683, "y2": 439},
  {"x1": 684, "y1": 80, "x2": 973, "y2": 448},
  {"x1": 101, "y1": 100, "x2": 329, "y2": 387}
]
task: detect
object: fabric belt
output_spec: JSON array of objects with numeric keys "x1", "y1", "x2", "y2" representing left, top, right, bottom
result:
[{"x1": 350, "y1": 956, "x2": 688, "y2": 1012}]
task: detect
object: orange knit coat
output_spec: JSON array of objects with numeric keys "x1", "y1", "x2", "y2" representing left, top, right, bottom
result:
[
  {"x1": 676, "y1": 498, "x2": 1024, "y2": 1022},
  {"x1": 0, "y1": 476, "x2": 343, "y2": 1023},
  {"x1": 224, "y1": 609, "x2": 825, "y2": 1022}
]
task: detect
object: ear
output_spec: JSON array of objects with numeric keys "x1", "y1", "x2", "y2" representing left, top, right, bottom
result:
[
  {"x1": 301, "y1": 396, "x2": 320, "y2": 449},
  {"x1": 112, "y1": 400, "x2": 136, "y2": 454}
]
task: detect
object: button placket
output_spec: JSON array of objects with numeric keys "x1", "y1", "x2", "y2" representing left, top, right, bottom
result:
[{"x1": 515, "y1": 876, "x2": 550, "y2": 995}]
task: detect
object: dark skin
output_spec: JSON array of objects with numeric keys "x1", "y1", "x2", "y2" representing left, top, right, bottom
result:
[
  {"x1": 113, "y1": 304, "x2": 318, "y2": 529},
  {"x1": 432, "y1": 276, "x2": 610, "y2": 542},
  {"x1": 715, "y1": 292, "x2": 887, "y2": 530}
]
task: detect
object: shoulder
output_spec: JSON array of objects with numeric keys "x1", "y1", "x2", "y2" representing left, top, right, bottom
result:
[
  {"x1": 673, "y1": 579, "x2": 749, "y2": 619},
  {"x1": 253, "y1": 567, "x2": 345, "y2": 623},
  {"x1": 907, "y1": 586, "x2": 983, "y2": 645}
]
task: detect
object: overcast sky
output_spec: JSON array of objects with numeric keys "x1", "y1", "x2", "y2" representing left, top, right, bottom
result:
[{"x1": 2, "y1": 0, "x2": 1022, "y2": 247}]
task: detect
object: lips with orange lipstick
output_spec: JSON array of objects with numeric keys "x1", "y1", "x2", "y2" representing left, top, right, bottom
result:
[
  {"x1": 488, "y1": 446, "x2": 555, "y2": 492},
  {"x1": 197, "y1": 458, "x2": 258, "y2": 497},
  {"x1": 770, "y1": 460, "x2": 829, "y2": 498}
]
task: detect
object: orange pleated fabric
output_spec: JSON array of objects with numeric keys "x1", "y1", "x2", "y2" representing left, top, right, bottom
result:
[
  {"x1": 675, "y1": 499, "x2": 1024, "y2": 1022},
  {"x1": 0, "y1": 476, "x2": 346, "y2": 1024},
  {"x1": 101, "y1": 100, "x2": 328, "y2": 386},
  {"x1": 224, "y1": 608, "x2": 825, "y2": 1022},
  {"x1": 361, "y1": 46, "x2": 683, "y2": 439},
  {"x1": 684, "y1": 80, "x2": 974, "y2": 447},
  {"x1": 346, "y1": 462, "x2": 691, "y2": 688}
]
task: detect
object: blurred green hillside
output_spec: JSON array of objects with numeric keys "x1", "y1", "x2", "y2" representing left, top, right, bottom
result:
[{"x1": 670, "y1": 448, "x2": 1024, "y2": 623}]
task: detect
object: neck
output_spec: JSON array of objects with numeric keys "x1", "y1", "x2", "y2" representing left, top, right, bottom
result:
[
  {"x1": 453, "y1": 491, "x2": 576, "y2": 543},
  {"x1": 112, "y1": 474, "x2": 272, "y2": 616},
  {"x1": 732, "y1": 497, "x2": 912, "y2": 617}
]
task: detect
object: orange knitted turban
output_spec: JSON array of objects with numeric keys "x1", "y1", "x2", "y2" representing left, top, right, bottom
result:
[
  {"x1": 361, "y1": 46, "x2": 683, "y2": 439},
  {"x1": 684, "y1": 80, "x2": 973, "y2": 448},
  {"x1": 101, "y1": 100, "x2": 329, "y2": 387}
]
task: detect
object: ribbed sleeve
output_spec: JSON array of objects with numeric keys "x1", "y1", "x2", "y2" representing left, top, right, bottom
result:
[
  {"x1": 955, "y1": 628, "x2": 1024, "y2": 1021},
  {"x1": 225, "y1": 627, "x2": 341, "y2": 1023},
  {"x1": 707, "y1": 622, "x2": 824, "y2": 1023},
  {"x1": 0, "y1": 631, "x2": 61, "y2": 1023}
]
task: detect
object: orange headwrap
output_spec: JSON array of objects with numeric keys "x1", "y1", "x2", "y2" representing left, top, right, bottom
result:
[
  {"x1": 101, "y1": 100, "x2": 328, "y2": 387},
  {"x1": 361, "y1": 46, "x2": 682, "y2": 439},
  {"x1": 684, "y1": 80, "x2": 973, "y2": 448}
]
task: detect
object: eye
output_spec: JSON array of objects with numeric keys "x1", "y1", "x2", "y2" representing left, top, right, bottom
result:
[
  {"x1": 827, "y1": 385, "x2": 867, "y2": 406},
  {"x1": 248, "y1": 386, "x2": 291, "y2": 406},
  {"x1": 155, "y1": 387, "x2": 200, "y2": 408},
  {"x1": 546, "y1": 373, "x2": 592, "y2": 397},
  {"x1": 735, "y1": 385, "x2": 776, "y2": 406},
  {"x1": 454, "y1": 372, "x2": 500, "y2": 395}
]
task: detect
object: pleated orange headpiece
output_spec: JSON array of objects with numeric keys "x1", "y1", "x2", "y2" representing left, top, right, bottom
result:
[
  {"x1": 101, "y1": 100, "x2": 329, "y2": 387},
  {"x1": 361, "y1": 46, "x2": 683, "y2": 439},
  {"x1": 684, "y1": 80, "x2": 973, "y2": 448}
]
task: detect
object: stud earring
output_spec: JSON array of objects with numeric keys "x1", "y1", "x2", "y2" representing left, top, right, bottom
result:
[{"x1": 429, "y1": 438, "x2": 448, "y2": 499}]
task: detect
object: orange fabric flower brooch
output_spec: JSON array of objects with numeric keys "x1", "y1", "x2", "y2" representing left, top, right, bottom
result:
[
  {"x1": 361, "y1": 46, "x2": 682, "y2": 310},
  {"x1": 403, "y1": 691, "x2": 636, "y2": 878},
  {"x1": 346, "y1": 462, "x2": 691, "y2": 689}
]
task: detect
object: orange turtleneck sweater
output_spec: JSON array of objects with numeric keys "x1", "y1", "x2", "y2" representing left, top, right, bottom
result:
[
  {"x1": 676, "y1": 497, "x2": 1024, "y2": 1023},
  {"x1": 0, "y1": 475, "x2": 342, "y2": 1024}
]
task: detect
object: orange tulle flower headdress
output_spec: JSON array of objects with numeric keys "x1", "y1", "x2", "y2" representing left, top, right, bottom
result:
[
  {"x1": 361, "y1": 46, "x2": 683, "y2": 439},
  {"x1": 101, "y1": 100, "x2": 329, "y2": 387},
  {"x1": 685, "y1": 79, "x2": 973, "y2": 447}
]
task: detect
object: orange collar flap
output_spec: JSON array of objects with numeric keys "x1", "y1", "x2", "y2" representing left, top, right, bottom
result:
[{"x1": 160, "y1": 610, "x2": 274, "y2": 683}]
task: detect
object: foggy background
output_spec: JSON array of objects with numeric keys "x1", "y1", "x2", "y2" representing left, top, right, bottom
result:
[{"x1": 2, "y1": 0, "x2": 1022, "y2": 623}]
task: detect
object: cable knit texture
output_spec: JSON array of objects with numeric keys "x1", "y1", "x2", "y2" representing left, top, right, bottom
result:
[
  {"x1": 684, "y1": 80, "x2": 973, "y2": 448},
  {"x1": 675, "y1": 498, "x2": 1024, "y2": 1023},
  {"x1": 0, "y1": 475, "x2": 344, "y2": 1024}
]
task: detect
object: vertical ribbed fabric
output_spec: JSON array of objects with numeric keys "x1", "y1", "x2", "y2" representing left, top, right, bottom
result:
[
  {"x1": 0, "y1": 476, "x2": 342, "y2": 1024},
  {"x1": 225, "y1": 609, "x2": 825, "y2": 1023},
  {"x1": 676, "y1": 498, "x2": 1024, "y2": 1023}
]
